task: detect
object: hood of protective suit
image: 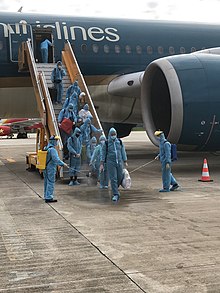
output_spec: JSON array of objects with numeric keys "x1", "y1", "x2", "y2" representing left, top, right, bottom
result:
[
  {"x1": 67, "y1": 103, "x2": 74, "y2": 110},
  {"x1": 47, "y1": 140, "x2": 57, "y2": 148},
  {"x1": 72, "y1": 127, "x2": 81, "y2": 138},
  {"x1": 108, "y1": 127, "x2": 117, "y2": 140},
  {"x1": 159, "y1": 133, "x2": 166, "y2": 143},
  {"x1": 56, "y1": 61, "x2": 62, "y2": 67},
  {"x1": 90, "y1": 136, "x2": 97, "y2": 144},
  {"x1": 99, "y1": 134, "x2": 106, "y2": 143},
  {"x1": 83, "y1": 104, "x2": 89, "y2": 111},
  {"x1": 84, "y1": 117, "x2": 91, "y2": 126},
  {"x1": 73, "y1": 80, "x2": 78, "y2": 87}
]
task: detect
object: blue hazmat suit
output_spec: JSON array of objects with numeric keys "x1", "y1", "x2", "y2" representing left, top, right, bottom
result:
[
  {"x1": 90, "y1": 135, "x2": 108, "y2": 188},
  {"x1": 63, "y1": 92, "x2": 79, "y2": 116},
  {"x1": 63, "y1": 81, "x2": 81, "y2": 109},
  {"x1": 51, "y1": 61, "x2": 66, "y2": 103},
  {"x1": 158, "y1": 133, "x2": 178, "y2": 191},
  {"x1": 80, "y1": 117, "x2": 102, "y2": 146},
  {"x1": 43, "y1": 139, "x2": 65, "y2": 200},
  {"x1": 101, "y1": 128, "x2": 127, "y2": 199},
  {"x1": 58, "y1": 103, "x2": 77, "y2": 125},
  {"x1": 58, "y1": 103, "x2": 77, "y2": 158},
  {"x1": 86, "y1": 136, "x2": 97, "y2": 163},
  {"x1": 40, "y1": 39, "x2": 53, "y2": 63},
  {"x1": 67, "y1": 127, "x2": 82, "y2": 178}
]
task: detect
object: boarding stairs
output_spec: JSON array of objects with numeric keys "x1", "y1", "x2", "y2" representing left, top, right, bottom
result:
[{"x1": 18, "y1": 40, "x2": 103, "y2": 182}]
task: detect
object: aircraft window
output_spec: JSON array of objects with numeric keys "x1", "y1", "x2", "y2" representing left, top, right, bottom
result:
[
  {"x1": 147, "y1": 46, "x2": 153, "y2": 54},
  {"x1": 191, "y1": 47, "x2": 196, "y2": 52},
  {"x1": 158, "y1": 46, "x2": 163, "y2": 54},
  {"x1": 81, "y1": 44, "x2": 87, "y2": 53},
  {"x1": 136, "y1": 45, "x2": 142, "y2": 54},
  {"x1": 125, "y1": 45, "x2": 132, "y2": 54},
  {"x1": 169, "y1": 46, "x2": 175, "y2": 55},
  {"x1": 104, "y1": 44, "x2": 110, "y2": 53},
  {"x1": 0, "y1": 41, "x2": 3, "y2": 50},
  {"x1": 180, "y1": 47, "x2": 186, "y2": 54},
  {"x1": 115, "y1": 45, "x2": 120, "y2": 54},
  {"x1": 92, "y1": 44, "x2": 99, "y2": 53}
]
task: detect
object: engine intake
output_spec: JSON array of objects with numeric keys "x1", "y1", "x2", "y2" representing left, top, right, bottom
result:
[{"x1": 141, "y1": 52, "x2": 220, "y2": 151}]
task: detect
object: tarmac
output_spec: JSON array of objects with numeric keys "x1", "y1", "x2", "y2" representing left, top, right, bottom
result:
[{"x1": 0, "y1": 132, "x2": 220, "y2": 293}]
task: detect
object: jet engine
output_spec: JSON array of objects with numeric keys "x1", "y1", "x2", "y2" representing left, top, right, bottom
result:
[{"x1": 141, "y1": 51, "x2": 220, "y2": 151}]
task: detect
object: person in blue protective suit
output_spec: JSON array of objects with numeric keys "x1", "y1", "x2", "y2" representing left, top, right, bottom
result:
[
  {"x1": 64, "y1": 92, "x2": 79, "y2": 116},
  {"x1": 90, "y1": 135, "x2": 109, "y2": 189},
  {"x1": 86, "y1": 136, "x2": 97, "y2": 164},
  {"x1": 58, "y1": 103, "x2": 77, "y2": 159},
  {"x1": 100, "y1": 128, "x2": 128, "y2": 201},
  {"x1": 80, "y1": 117, "x2": 102, "y2": 147},
  {"x1": 51, "y1": 61, "x2": 66, "y2": 104},
  {"x1": 154, "y1": 130, "x2": 179, "y2": 192},
  {"x1": 63, "y1": 80, "x2": 81, "y2": 109},
  {"x1": 40, "y1": 38, "x2": 53, "y2": 63},
  {"x1": 67, "y1": 127, "x2": 82, "y2": 186},
  {"x1": 43, "y1": 135, "x2": 67, "y2": 203}
]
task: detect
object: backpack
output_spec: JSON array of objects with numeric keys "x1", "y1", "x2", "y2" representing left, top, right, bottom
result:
[
  {"x1": 36, "y1": 146, "x2": 53, "y2": 170},
  {"x1": 164, "y1": 141, "x2": 178, "y2": 161},
  {"x1": 171, "y1": 143, "x2": 178, "y2": 161}
]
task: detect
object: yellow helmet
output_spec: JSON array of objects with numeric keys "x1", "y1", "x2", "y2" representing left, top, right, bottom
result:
[
  {"x1": 50, "y1": 135, "x2": 60, "y2": 140},
  {"x1": 154, "y1": 130, "x2": 163, "y2": 137}
]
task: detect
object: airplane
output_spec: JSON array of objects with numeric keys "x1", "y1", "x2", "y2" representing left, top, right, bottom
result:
[
  {"x1": 0, "y1": 118, "x2": 42, "y2": 138},
  {"x1": 1, "y1": 11, "x2": 220, "y2": 150}
]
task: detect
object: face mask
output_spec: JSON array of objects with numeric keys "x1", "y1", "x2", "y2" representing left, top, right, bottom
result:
[
  {"x1": 68, "y1": 108, "x2": 73, "y2": 112},
  {"x1": 100, "y1": 141, "x2": 105, "y2": 145},
  {"x1": 92, "y1": 143, "x2": 96, "y2": 146},
  {"x1": 76, "y1": 133, "x2": 80, "y2": 137},
  {"x1": 111, "y1": 135, "x2": 117, "y2": 140},
  {"x1": 58, "y1": 66, "x2": 62, "y2": 69}
]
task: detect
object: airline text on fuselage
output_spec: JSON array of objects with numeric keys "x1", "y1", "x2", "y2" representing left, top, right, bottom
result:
[{"x1": 0, "y1": 20, "x2": 120, "y2": 42}]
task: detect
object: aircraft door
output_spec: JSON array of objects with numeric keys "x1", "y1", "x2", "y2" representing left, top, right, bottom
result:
[
  {"x1": 8, "y1": 23, "x2": 33, "y2": 62},
  {"x1": 33, "y1": 28, "x2": 54, "y2": 63}
]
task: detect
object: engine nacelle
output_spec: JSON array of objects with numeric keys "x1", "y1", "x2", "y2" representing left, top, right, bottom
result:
[{"x1": 141, "y1": 52, "x2": 220, "y2": 151}]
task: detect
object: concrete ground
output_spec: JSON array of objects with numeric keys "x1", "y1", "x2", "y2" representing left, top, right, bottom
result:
[{"x1": 0, "y1": 132, "x2": 220, "y2": 292}]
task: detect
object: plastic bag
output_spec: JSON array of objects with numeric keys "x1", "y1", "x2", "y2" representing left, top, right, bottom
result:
[{"x1": 121, "y1": 169, "x2": 131, "y2": 189}]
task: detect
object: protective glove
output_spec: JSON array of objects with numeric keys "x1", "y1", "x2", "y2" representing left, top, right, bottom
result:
[
  {"x1": 124, "y1": 161, "x2": 128, "y2": 167},
  {"x1": 155, "y1": 155, "x2": 159, "y2": 160},
  {"x1": 166, "y1": 163, "x2": 170, "y2": 170}
]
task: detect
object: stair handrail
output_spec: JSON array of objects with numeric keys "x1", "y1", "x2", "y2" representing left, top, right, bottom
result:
[
  {"x1": 39, "y1": 71, "x2": 63, "y2": 152},
  {"x1": 25, "y1": 40, "x2": 47, "y2": 132},
  {"x1": 63, "y1": 40, "x2": 104, "y2": 134}
]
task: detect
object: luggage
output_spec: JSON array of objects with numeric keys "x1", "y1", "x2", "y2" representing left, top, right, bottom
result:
[
  {"x1": 48, "y1": 86, "x2": 57, "y2": 102},
  {"x1": 121, "y1": 169, "x2": 131, "y2": 189},
  {"x1": 59, "y1": 118, "x2": 73, "y2": 134}
]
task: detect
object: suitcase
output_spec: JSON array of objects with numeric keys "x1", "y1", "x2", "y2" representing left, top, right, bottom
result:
[
  {"x1": 48, "y1": 86, "x2": 57, "y2": 102},
  {"x1": 59, "y1": 118, "x2": 73, "y2": 134}
]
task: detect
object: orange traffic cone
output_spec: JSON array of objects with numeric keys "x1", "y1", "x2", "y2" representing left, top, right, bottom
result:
[{"x1": 198, "y1": 158, "x2": 213, "y2": 182}]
